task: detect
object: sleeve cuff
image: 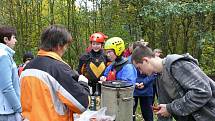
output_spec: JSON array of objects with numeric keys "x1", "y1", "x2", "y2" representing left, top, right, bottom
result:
[{"x1": 166, "y1": 104, "x2": 173, "y2": 114}]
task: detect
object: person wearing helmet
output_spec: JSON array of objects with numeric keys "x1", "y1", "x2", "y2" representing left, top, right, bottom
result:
[
  {"x1": 100, "y1": 37, "x2": 137, "y2": 84},
  {"x1": 78, "y1": 32, "x2": 110, "y2": 97}
]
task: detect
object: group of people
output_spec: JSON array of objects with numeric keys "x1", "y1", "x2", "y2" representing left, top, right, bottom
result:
[
  {"x1": 0, "y1": 25, "x2": 89, "y2": 121},
  {"x1": 0, "y1": 24, "x2": 215, "y2": 121}
]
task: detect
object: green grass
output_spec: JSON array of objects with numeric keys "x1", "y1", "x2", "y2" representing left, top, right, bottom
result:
[
  {"x1": 135, "y1": 97, "x2": 158, "y2": 121},
  {"x1": 135, "y1": 102, "x2": 176, "y2": 121},
  {"x1": 135, "y1": 104, "x2": 158, "y2": 121}
]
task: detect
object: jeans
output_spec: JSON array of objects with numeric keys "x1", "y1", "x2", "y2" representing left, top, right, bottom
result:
[
  {"x1": 133, "y1": 96, "x2": 153, "y2": 121},
  {"x1": 152, "y1": 83, "x2": 158, "y2": 104}
]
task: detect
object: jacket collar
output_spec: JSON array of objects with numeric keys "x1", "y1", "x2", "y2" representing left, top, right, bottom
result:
[
  {"x1": 37, "y1": 49, "x2": 68, "y2": 66},
  {"x1": 0, "y1": 43, "x2": 15, "y2": 57}
]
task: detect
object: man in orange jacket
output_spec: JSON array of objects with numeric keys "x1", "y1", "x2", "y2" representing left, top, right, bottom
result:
[{"x1": 20, "y1": 25, "x2": 90, "y2": 121}]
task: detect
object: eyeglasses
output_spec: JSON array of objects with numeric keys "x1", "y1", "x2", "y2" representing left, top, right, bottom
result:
[{"x1": 105, "y1": 50, "x2": 114, "y2": 55}]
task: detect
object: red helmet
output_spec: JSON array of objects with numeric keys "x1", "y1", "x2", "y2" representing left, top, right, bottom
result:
[{"x1": 89, "y1": 32, "x2": 108, "y2": 43}]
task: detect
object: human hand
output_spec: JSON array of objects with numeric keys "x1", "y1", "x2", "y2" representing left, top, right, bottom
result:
[
  {"x1": 99, "y1": 76, "x2": 107, "y2": 83},
  {"x1": 156, "y1": 104, "x2": 171, "y2": 117},
  {"x1": 78, "y1": 75, "x2": 88, "y2": 83},
  {"x1": 135, "y1": 83, "x2": 144, "y2": 89},
  {"x1": 138, "y1": 82, "x2": 144, "y2": 89},
  {"x1": 152, "y1": 104, "x2": 161, "y2": 112},
  {"x1": 135, "y1": 83, "x2": 139, "y2": 88}
]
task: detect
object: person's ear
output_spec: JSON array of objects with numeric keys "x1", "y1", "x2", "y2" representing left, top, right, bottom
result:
[
  {"x1": 3, "y1": 37, "x2": 9, "y2": 43},
  {"x1": 52, "y1": 45, "x2": 62, "y2": 52},
  {"x1": 142, "y1": 57, "x2": 150, "y2": 63},
  {"x1": 59, "y1": 44, "x2": 64, "y2": 48}
]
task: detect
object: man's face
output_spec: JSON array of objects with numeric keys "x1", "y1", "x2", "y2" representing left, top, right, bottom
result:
[
  {"x1": 133, "y1": 57, "x2": 154, "y2": 75},
  {"x1": 105, "y1": 49, "x2": 117, "y2": 62},
  {"x1": 155, "y1": 52, "x2": 162, "y2": 57},
  {"x1": 91, "y1": 41, "x2": 102, "y2": 52},
  {"x1": 5, "y1": 35, "x2": 17, "y2": 49}
]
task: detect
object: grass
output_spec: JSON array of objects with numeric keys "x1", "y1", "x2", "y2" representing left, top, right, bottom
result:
[
  {"x1": 135, "y1": 103, "x2": 175, "y2": 121},
  {"x1": 135, "y1": 97, "x2": 159, "y2": 121},
  {"x1": 135, "y1": 104, "x2": 158, "y2": 121}
]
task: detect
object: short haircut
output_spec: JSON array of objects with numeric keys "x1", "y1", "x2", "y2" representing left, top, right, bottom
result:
[
  {"x1": 153, "y1": 48, "x2": 162, "y2": 53},
  {"x1": 23, "y1": 51, "x2": 34, "y2": 62},
  {"x1": 133, "y1": 41, "x2": 146, "y2": 50},
  {"x1": 131, "y1": 46, "x2": 154, "y2": 64},
  {"x1": 0, "y1": 25, "x2": 17, "y2": 44},
  {"x1": 133, "y1": 41, "x2": 144, "y2": 50},
  {"x1": 40, "y1": 25, "x2": 72, "y2": 51}
]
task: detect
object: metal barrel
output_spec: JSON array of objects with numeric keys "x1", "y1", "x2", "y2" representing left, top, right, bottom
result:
[{"x1": 101, "y1": 81, "x2": 134, "y2": 121}]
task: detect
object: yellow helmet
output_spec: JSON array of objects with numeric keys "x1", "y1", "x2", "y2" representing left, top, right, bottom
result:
[{"x1": 104, "y1": 37, "x2": 125, "y2": 56}]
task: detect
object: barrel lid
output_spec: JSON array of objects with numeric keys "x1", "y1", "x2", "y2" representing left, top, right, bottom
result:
[{"x1": 102, "y1": 81, "x2": 133, "y2": 88}]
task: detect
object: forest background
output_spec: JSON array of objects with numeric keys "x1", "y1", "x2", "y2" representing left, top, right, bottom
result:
[{"x1": 0, "y1": 0, "x2": 215, "y2": 75}]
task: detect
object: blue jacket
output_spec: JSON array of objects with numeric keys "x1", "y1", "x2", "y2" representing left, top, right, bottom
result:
[
  {"x1": 133, "y1": 70, "x2": 157, "y2": 96},
  {"x1": 103, "y1": 59, "x2": 137, "y2": 83},
  {"x1": 0, "y1": 43, "x2": 21, "y2": 114},
  {"x1": 128, "y1": 55, "x2": 157, "y2": 96}
]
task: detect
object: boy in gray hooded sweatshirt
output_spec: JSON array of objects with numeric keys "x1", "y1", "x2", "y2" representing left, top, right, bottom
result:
[{"x1": 132, "y1": 45, "x2": 215, "y2": 121}]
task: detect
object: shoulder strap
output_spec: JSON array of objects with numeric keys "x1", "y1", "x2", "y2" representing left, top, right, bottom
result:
[
  {"x1": 80, "y1": 53, "x2": 90, "y2": 61},
  {"x1": 89, "y1": 51, "x2": 108, "y2": 65},
  {"x1": 113, "y1": 59, "x2": 129, "y2": 72}
]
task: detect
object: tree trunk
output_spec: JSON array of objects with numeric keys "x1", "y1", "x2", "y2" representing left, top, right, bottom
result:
[{"x1": 49, "y1": 0, "x2": 55, "y2": 25}]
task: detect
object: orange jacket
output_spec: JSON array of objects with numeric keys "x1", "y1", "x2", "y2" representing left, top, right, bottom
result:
[{"x1": 20, "y1": 50, "x2": 90, "y2": 121}]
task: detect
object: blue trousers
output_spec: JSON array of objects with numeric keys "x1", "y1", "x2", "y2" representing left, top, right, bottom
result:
[
  {"x1": 133, "y1": 96, "x2": 153, "y2": 121},
  {"x1": 152, "y1": 83, "x2": 158, "y2": 104}
]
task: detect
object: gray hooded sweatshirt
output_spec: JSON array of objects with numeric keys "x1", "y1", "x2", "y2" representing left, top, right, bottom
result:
[{"x1": 157, "y1": 54, "x2": 215, "y2": 121}]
